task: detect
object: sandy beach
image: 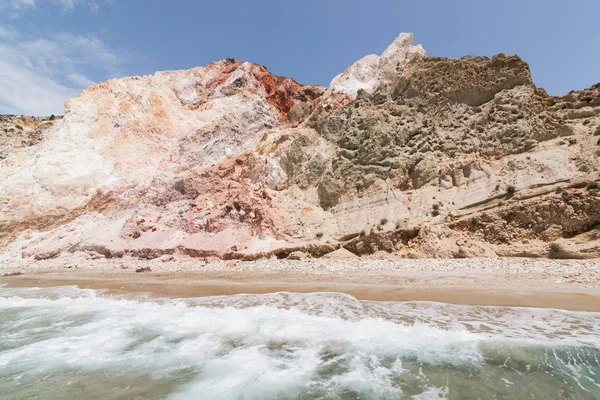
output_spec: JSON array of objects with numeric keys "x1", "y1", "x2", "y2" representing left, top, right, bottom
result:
[{"x1": 2, "y1": 257, "x2": 600, "y2": 311}]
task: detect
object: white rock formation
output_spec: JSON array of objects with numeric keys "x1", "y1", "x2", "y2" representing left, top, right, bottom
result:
[
  {"x1": 328, "y1": 32, "x2": 426, "y2": 97},
  {"x1": 0, "y1": 61, "x2": 290, "y2": 221}
]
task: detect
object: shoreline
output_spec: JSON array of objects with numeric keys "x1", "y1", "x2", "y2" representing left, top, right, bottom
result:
[
  {"x1": 3, "y1": 273, "x2": 600, "y2": 311},
  {"x1": 2, "y1": 257, "x2": 600, "y2": 311}
]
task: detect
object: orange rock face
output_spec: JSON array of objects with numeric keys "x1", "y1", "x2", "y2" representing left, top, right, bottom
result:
[
  {"x1": 204, "y1": 59, "x2": 323, "y2": 121},
  {"x1": 205, "y1": 59, "x2": 244, "y2": 89},
  {"x1": 251, "y1": 66, "x2": 322, "y2": 120}
]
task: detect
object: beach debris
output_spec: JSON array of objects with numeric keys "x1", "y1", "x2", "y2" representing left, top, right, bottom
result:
[
  {"x1": 34, "y1": 249, "x2": 61, "y2": 260},
  {"x1": 322, "y1": 247, "x2": 359, "y2": 260},
  {"x1": 2, "y1": 272, "x2": 24, "y2": 277},
  {"x1": 287, "y1": 251, "x2": 309, "y2": 260},
  {"x1": 135, "y1": 267, "x2": 152, "y2": 273}
]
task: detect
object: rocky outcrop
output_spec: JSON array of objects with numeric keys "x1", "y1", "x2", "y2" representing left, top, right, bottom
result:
[
  {"x1": 0, "y1": 115, "x2": 58, "y2": 160},
  {"x1": 403, "y1": 54, "x2": 533, "y2": 106},
  {"x1": 1, "y1": 33, "x2": 599, "y2": 262},
  {"x1": 325, "y1": 32, "x2": 426, "y2": 102}
]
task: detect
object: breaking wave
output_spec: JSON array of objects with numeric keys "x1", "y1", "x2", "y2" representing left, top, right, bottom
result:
[{"x1": 1, "y1": 286, "x2": 599, "y2": 399}]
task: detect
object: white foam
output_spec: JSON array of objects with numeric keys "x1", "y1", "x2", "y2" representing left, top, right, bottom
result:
[
  {"x1": 1, "y1": 287, "x2": 600, "y2": 399},
  {"x1": 411, "y1": 385, "x2": 449, "y2": 399}
]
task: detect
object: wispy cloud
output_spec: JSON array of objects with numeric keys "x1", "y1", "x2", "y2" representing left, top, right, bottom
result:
[
  {"x1": 0, "y1": 0, "x2": 105, "y2": 14},
  {"x1": 0, "y1": 25, "x2": 20, "y2": 40},
  {"x1": 53, "y1": 0, "x2": 100, "y2": 13},
  {"x1": 0, "y1": 27, "x2": 128, "y2": 115},
  {"x1": 0, "y1": 0, "x2": 36, "y2": 9},
  {"x1": 0, "y1": 0, "x2": 36, "y2": 17}
]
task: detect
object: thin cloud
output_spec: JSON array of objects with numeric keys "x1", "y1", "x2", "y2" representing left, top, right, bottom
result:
[
  {"x1": 53, "y1": 0, "x2": 100, "y2": 13},
  {"x1": 0, "y1": 0, "x2": 36, "y2": 9},
  {"x1": 66, "y1": 71, "x2": 96, "y2": 87},
  {"x1": 0, "y1": 0, "x2": 107, "y2": 13},
  {"x1": 0, "y1": 0, "x2": 35, "y2": 16},
  {"x1": 0, "y1": 25, "x2": 20, "y2": 40},
  {"x1": 0, "y1": 30, "x2": 129, "y2": 116}
]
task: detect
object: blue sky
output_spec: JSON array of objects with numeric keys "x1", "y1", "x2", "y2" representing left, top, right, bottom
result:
[{"x1": 1, "y1": 0, "x2": 599, "y2": 115}]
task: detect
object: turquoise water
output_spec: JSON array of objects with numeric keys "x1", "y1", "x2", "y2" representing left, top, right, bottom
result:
[{"x1": 1, "y1": 285, "x2": 599, "y2": 399}]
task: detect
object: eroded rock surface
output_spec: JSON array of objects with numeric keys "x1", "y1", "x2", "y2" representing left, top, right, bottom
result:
[
  {"x1": 1, "y1": 33, "x2": 599, "y2": 262},
  {"x1": 0, "y1": 115, "x2": 58, "y2": 160}
]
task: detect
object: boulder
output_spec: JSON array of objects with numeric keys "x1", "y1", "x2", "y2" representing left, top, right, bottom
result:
[{"x1": 322, "y1": 247, "x2": 359, "y2": 260}]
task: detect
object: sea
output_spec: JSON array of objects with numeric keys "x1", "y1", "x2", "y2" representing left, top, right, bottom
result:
[{"x1": 1, "y1": 285, "x2": 599, "y2": 399}]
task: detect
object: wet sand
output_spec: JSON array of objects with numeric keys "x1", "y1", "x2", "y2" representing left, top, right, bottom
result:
[{"x1": 3, "y1": 265, "x2": 600, "y2": 311}]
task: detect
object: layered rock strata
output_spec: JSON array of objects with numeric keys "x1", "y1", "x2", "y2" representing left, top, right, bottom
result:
[{"x1": 1, "y1": 33, "x2": 599, "y2": 262}]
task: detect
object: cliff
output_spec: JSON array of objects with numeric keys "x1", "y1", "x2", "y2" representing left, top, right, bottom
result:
[{"x1": 1, "y1": 33, "x2": 599, "y2": 262}]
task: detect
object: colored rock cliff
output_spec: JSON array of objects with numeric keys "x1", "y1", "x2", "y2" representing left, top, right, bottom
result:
[{"x1": 1, "y1": 33, "x2": 599, "y2": 262}]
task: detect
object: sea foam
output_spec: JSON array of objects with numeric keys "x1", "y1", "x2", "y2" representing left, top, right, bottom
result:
[{"x1": 1, "y1": 285, "x2": 599, "y2": 399}]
